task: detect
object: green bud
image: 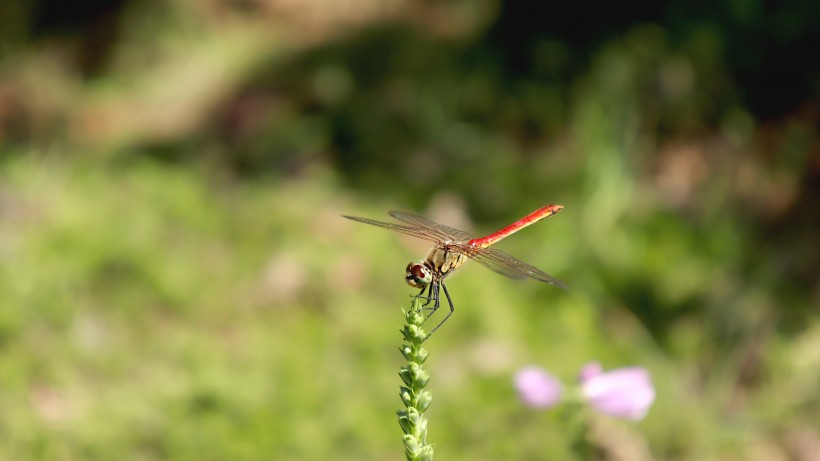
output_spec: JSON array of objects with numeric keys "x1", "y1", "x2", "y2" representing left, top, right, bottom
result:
[
  {"x1": 415, "y1": 417, "x2": 427, "y2": 439},
  {"x1": 403, "y1": 434, "x2": 420, "y2": 455},
  {"x1": 408, "y1": 324, "x2": 424, "y2": 339},
  {"x1": 418, "y1": 445, "x2": 435, "y2": 461},
  {"x1": 398, "y1": 367, "x2": 413, "y2": 386},
  {"x1": 417, "y1": 390, "x2": 432, "y2": 411},
  {"x1": 407, "y1": 361, "x2": 420, "y2": 375},
  {"x1": 400, "y1": 345, "x2": 414, "y2": 361},
  {"x1": 405, "y1": 407, "x2": 421, "y2": 425},
  {"x1": 401, "y1": 325, "x2": 414, "y2": 342},
  {"x1": 414, "y1": 347, "x2": 429, "y2": 363},
  {"x1": 406, "y1": 309, "x2": 424, "y2": 325},
  {"x1": 400, "y1": 386, "x2": 413, "y2": 406},
  {"x1": 415, "y1": 369, "x2": 430, "y2": 388},
  {"x1": 397, "y1": 411, "x2": 412, "y2": 434}
]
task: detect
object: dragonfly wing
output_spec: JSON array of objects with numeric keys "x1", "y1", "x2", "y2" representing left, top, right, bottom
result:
[
  {"x1": 342, "y1": 215, "x2": 442, "y2": 243},
  {"x1": 388, "y1": 211, "x2": 474, "y2": 242},
  {"x1": 469, "y1": 247, "x2": 568, "y2": 289}
]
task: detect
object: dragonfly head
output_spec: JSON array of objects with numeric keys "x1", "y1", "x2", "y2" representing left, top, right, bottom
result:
[{"x1": 405, "y1": 261, "x2": 433, "y2": 288}]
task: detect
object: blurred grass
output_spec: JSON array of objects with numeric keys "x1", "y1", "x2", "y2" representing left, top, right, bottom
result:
[
  {"x1": 0, "y1": 1, "x2": 818, "y2": 460},
  {"x1": 0, "y1": 150, "x2": 816, "y2": 459},
  {"x1": 0, "y1": 156, "x2": 401, "y2": 459}
]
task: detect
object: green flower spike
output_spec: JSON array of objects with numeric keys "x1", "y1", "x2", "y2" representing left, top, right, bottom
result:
[{"x1": 397, "y1": 297, "x2": 434, "y2": 461}]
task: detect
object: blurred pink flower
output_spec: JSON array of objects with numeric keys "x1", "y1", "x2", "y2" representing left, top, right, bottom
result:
[
  {"x1": 514, "y1": 362, "x2": 656, "y2": 421},
  {"x1": 514, "y1": 366, "x2": 563, "y2": 408},
  {"x1": 579, "y1": 362, "x2": 655, "y2": 421},
  {"x1": 578, "y1": 362, "x2": 603, "y2": 381}
]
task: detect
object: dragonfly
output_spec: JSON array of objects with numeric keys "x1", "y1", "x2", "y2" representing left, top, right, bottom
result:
[{"x1": 343, "y1": 205, "x2": 568, "y2": 336}]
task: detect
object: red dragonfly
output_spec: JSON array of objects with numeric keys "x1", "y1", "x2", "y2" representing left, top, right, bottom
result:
[{"x1": 343, "y1": 205, "x2": 568, "y2": 336}]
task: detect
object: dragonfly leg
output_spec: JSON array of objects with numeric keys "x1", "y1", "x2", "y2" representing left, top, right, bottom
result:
[
  {"x1": 424, "y1": 283, "x2": 453, "y2": 339},
  {"x1": 419, "y1": 284, "x2": 435, "y2": 308},
  {"x1": 413, "y1": 284, "x2": 437, "y2": 312},
  {"x1": 420, "y1": 283, "x2": 440, "y2": 316}
]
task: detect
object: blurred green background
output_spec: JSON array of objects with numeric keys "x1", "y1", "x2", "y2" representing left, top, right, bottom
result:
[{"x1": 1, "y1": 1, "x2": 818, "y2": 459}]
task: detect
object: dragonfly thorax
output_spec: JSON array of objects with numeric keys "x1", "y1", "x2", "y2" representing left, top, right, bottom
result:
[{"x1": 425, "y1": 245, "x2": 468, "y2": 277}]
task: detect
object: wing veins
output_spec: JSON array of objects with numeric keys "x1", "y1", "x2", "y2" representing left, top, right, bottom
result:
[
  {"x1": 388, "y1": 211, "x2": 474, "y2": 242},
  {"x1": 469, "y1": 247, "x2": 568, "y2": 289},
  {"x1": 342, "y1": 215, "x2": 443, "y2": 243}
]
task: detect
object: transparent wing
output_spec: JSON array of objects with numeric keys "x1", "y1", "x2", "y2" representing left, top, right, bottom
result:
[
  {"x1": 468, "y1": 247, "x2": 568, "y2": 289},
  {"x1": 388, "y1": 211, "x2": 474, "y2": 242},
  {"x1": 342, "y1": 215, "x2": 444, "y2": 243}
]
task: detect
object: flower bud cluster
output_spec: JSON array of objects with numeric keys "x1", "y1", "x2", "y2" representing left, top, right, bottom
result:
[{"x1": 397, "y1": 299, "x2": 434, "y2": 461}]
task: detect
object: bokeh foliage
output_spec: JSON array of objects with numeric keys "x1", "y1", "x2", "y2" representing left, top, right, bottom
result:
[{"x1": 0, "y1": 1, "x2": 818, "y2": 459}]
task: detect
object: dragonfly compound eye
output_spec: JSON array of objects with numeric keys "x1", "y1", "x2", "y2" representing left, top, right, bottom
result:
[{"x1": 405, "y1": 262, "x2": 433, "y2": 288}]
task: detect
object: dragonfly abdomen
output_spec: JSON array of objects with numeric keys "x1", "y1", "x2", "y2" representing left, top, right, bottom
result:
[{"x1": 468, "y1": 205, "x2": 564, "y2": 248}]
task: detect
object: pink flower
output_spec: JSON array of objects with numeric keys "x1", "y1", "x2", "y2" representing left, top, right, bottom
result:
[
  {"x1": 514, "y1": 366, "x2": 563, "y2": 408},
  {"x1": 514, "y1": 362, "x2": 656, "y2": 421},
  {"x1": 579, "y1": 362, "x2": 655, "y2": 421}
]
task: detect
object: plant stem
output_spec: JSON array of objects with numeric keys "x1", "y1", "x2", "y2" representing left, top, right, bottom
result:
[
  {"x1": 562, "y1": 396, "x2": 593, "y2": 460},
  {"x1": 397, "y1": 297, "x2": 434, "y2": 461}
]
